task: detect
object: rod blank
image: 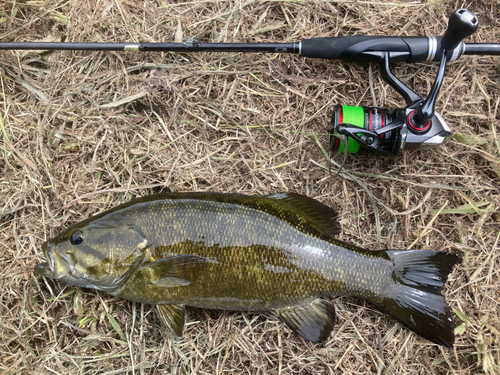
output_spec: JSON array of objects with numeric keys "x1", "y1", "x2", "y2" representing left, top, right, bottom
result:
[{"x1": 0, "y1": 42, "x2": 300, "y2": 54}]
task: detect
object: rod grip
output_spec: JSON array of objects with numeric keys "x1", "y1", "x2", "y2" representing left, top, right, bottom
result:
[{"x1": 300, "y1": 36, "x2": 434, "y2": 63}]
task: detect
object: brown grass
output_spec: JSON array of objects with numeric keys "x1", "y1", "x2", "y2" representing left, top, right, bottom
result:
[{"x1": 1, "y1": 0, "x2": 499, "y2": 373}]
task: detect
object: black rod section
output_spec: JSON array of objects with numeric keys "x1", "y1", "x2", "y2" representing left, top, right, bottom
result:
[
  {"x1": 0, "y1": 42, "x2": 133, "y2": 51},
  {"x1": 0, "y1": 41, "x2": 300, "y2": 54},
  {"x1": 463, "y1": 43, "x2": 500, "y2": 55},
  {"x1": 143, "y1": 43, "x2": 299, "y2": 53}
]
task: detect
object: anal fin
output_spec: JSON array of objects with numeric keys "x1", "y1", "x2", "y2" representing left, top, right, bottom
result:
[
  {"x1": 274, "y1": 299, "x2": 336, "y2": 343},
  {"x1": 156, "y1": 304, "x2": 186, "y2": 337}
]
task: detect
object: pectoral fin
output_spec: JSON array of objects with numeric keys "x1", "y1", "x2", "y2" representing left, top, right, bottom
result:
[
  {"x1": 141, "y1": 254, "x2": 206, "y2": 288},
  {"x1": 274, "y1": 299, "x2": 336, "y2": 343},
  {"x1": 156, "y1": 304, "x2": 186, "y2": 337}
]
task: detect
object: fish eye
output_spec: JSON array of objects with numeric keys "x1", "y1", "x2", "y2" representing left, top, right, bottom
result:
[{"x1": 70, "y1": 231, "x2": 85, "y2": 245}]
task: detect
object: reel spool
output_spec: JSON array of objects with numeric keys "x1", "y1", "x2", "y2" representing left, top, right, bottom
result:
[{"x1": 329, "y1": 105, "x2": 399, "y2": 156}]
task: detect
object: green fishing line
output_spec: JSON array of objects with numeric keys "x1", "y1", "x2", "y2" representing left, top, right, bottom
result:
[{"x1": 337, "y1": 106, "x2": 364, "y2": 153}]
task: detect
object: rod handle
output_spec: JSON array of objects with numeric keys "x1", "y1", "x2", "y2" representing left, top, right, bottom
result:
[{"x1": 300, "y1": 36, "x2": 438, "y2": 63}]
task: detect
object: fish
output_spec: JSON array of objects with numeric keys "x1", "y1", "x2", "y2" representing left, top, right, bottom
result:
[{"x1": 35, "y1": 192, "x2": 458, "y2": 346}]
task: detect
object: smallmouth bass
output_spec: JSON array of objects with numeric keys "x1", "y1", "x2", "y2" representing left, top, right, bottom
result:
[{"x1": 35, "y1": 192, "x2": 458, "y2": 346}]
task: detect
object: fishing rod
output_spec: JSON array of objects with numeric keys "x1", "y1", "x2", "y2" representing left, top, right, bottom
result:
[{"x1": 1, "y1": 9, "x2": 498, "y2": 165}]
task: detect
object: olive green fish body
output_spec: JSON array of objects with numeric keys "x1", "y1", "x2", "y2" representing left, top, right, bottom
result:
[
  {"x1": 105, "y1": 197, "x2": 390, "y2": 309},
  {"x1": 36, "y1": 192, "x2": 458, "y2": 346}
]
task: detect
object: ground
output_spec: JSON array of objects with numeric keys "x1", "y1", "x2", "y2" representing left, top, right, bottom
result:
[{"x1": 0, "y1": 0, "x2": 499, "y2": 374}]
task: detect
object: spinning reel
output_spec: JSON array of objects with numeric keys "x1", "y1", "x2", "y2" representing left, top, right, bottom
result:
[{"x1": 327, "y1": 9, "x2": 479, "y2": 165}]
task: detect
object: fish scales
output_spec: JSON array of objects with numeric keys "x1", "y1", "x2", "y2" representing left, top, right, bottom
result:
[
  {"x1": 35, "y1": 192, "x2": 458, "y2": 346},
  {"x1": 110, "y1": 198, "x2": 392, "y2": 309}
]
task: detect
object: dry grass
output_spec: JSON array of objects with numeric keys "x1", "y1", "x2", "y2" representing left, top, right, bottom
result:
[{"x1": 1, "y1": 0, "x2": 499, "y2": 373}]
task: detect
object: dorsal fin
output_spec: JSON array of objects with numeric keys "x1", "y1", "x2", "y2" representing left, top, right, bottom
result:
[
  {"x1": 261, "y1": 193, "x2": 341, "y2": 238},
  {"x1": 95, "y1": 191, "x2": 341, "y2": 240},
  {"x1": 151, "y1": 191, "x2": 341, "y2": 239}
]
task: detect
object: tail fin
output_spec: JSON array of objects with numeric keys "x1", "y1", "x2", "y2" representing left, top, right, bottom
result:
[{"x1": 378, "y1": 250, "x2": 459, "y2": 347}]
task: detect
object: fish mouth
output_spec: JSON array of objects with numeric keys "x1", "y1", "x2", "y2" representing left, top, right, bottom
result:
[
  {"x1": 35, "y1": 242, "x2": 55, "y2": 278},
  {"x1": 37, "y1": 242, "x2": 74, "y2": 279},
  {"x1": 34, "y1": 262, "x2": 55, "y2": 278}
]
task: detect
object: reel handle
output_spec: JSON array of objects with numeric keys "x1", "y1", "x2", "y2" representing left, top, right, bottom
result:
[
  {"x1": 441, "y1": 9, "x2": 479, "y2": 51},
  {"x1": 412, "y1": 9, "x2": 478, "y2": 126}
]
